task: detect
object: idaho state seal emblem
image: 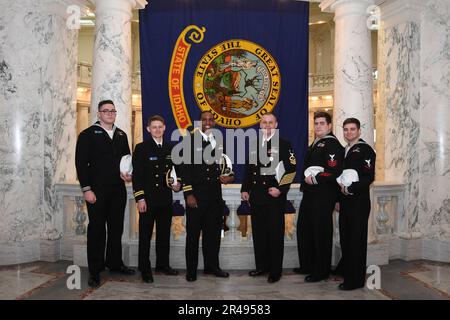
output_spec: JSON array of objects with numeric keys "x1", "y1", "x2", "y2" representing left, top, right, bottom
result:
[{"x1": 193, "y1": 39, "x2": 281, "y2": 128}]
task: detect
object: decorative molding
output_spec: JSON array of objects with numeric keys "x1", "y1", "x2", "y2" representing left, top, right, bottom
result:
[
  {"x1": 379, "y1": 0, "x2": 426, "y2": 29},
  {"x1": 320, "y1": 0, "x2": 373, "y2": 13},
  {"x1": 91, "y1": 0, "x2": 145, "y2": 17}
]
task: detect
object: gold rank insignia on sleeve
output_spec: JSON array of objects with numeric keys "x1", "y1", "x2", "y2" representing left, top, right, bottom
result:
[
  {"x1": 289, "y1": 151, "x2": 296, "y2": 165},
  {"x1": 134, "y1": 190, "x2": 145, "y2": 198},
  {"x1": 279, "y1": 172, "x2": 296, "y2": 186}
]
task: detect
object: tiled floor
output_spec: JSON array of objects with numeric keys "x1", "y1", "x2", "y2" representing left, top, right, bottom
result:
[{"x1": 0, "y1": 260, "x2": 449, "y2": 300}]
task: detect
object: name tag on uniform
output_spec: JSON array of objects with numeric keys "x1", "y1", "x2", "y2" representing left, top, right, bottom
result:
[
  {"x1": 94, "y1": 130, "x2": 103, "y2": 134},
  {"x1": 149, "y1": 156, "x2": 158, "y2": 161}
]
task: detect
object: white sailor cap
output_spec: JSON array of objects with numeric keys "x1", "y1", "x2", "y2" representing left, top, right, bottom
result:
[
  {"x1": 120, "y1": 154, "x2": 133, "y2": 175},
  {"x1": 304, "y1": 166, "x2": 324, "y2": 177},
  {"x1": 336, "y1": 169, "x2": 359, "y2": 187}
]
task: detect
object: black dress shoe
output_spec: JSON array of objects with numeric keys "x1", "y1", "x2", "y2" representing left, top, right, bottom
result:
[
  {"x1": 155, "y1": 266, "x2": 179, "y2": 276},
  {"x1": 142, "y1": 272, "x2": 154, "y2": 283},
  {"x1": 204, "y1": 268, "x2": 229, "y2": 278},
  {"x1": 186, "y1": 273, "x2": 197, "y2": 282},
  {"x1": 110, "y1": 265, "x2": 136, "y2": 275},
  {"x1": 267, "y1": 275, "x2": 281, "y2": 283},
  {"x1": 305, "y1": 275, "x2": 327, "y2": 282},
  {"x1": 249, "y1": 270, "x2": 267, "y2": 277},
  {"x1": 293, "y1": 268, "x2": 311, "y2": 275},
  {"x1": 88, "y1": 274, "x2": 100, "y2": 288}
]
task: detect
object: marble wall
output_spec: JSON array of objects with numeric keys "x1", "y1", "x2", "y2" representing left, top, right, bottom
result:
[
  {"x1": 380, "y1": 21, "x2": 421, "y2": 235},
  {"x1": 0, "y1": 0, "x2": 78, "y2": 247},
  {"x1": 419, "y1": 0, "x2": 450, "y2": 241},
  {"x1": 379, "y1": 0, "x2": 450, "y2": 241}
]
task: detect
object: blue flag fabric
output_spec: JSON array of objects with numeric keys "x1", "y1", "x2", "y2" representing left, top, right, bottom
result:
[{"x1": 139, "y1": 0, "x2": 309, "y2": 182}]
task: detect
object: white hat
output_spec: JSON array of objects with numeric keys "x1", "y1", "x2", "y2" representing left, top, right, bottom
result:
[
  {"x1": 275, "y1": 161, "x2": 285, "y2": 183},
  {"x1": 219, "y1": 153, "x2": 233, "y2": 176},
  {"x1": 166, "y1": 166, "x2": 179, "y2": 187},
  {"x1": 336, "y1": 169, "x2": 359, "y2": 187},
  {"x1": 120, "y1": 154, "x2": 133, "y2": 175},
  {"x1": 304, "y1": 166, "x2": 324, "y2": 177}
]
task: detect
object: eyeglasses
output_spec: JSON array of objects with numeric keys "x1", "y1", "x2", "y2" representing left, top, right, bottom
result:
[{"x1": 99, "y1": 109, "x2": 117, "y2": 115}]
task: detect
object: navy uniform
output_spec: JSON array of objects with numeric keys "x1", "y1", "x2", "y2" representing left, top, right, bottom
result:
[
  {"x1": 132, "y1": 138, "x2": 179, "y2": 274},
  {"x1": 75, "y1": 122, "x2": 130, "y2": 276},
  {"x1": 179, "y1": 129, "x2": 230, "y2": 277},
  {"x1": 297, "y1": 133, "x2": 344, "y2": 281},
  {"x1": 338, "y1": 139, "x2": 376, "y2": 289},
  {"x1": 241, "y1": 136, "x2": 297, "y2": 280}
]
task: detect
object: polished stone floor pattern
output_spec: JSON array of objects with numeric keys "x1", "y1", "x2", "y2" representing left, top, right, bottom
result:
[{"x1": 0, "y1": 260, "x2": 448, "y2": 300}]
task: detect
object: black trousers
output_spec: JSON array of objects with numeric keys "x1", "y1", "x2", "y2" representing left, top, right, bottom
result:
[
  {"x1": 250, "y1": 199, "x2": 285, "y2": 277},
  {"x1": 297, "y1": 188, "x2": 336, "y2": 278},
  {"x1": 86, "y1": 183, "x2": 127, "y2": 275},
  {"x1": 339, "y1": 195, "x2": 371, "y2": 288},
  {"x1": 185, "y1": 200, "x2": 223, "y2": 274},
  {"x1": 138, "y1": 204, "x2": 173, "y2": 272}
]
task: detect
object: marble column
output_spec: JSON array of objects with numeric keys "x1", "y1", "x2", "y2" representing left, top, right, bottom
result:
[
  {"x1": 320, "y1": 0, "x2": 375, "y2": 146},
  {"x1": 378, "y1": 0, "x2": 423, "y2": 237},
  {"x1": 0, "y1": 0, "x2": 83, "y2": 261},
  {"x1": 133, "y1": 105, "x2": 143, "y2": 147},
  {"x1": 90, "y1": 0, "x2": 147, "y2": 141},
  {"x1": 419, "y1": 0, "x2": 450, "y2": 241}
]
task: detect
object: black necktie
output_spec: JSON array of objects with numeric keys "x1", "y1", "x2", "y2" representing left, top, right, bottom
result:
[{"x1": 158, "y1": 144, "x2": 162, "y2": 148}]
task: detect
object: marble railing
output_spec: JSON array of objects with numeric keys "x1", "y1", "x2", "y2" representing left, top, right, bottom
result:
[
  {"x1": 77, "y1": 62, "x2": 92, "y2": 86},
  {"x1": 77, "y1": 63, "x2": 141, "y2": 92},
  {"x1": 56, "y1": 182, "x2": 405, "y2": 265},
  {"x1": 309, "y1": 73, "x2": 334, "y2": 92},
  {"x1": 308, "y1": 69, "x2": 378, "y2": 94},
  {"x1": 78, "y1": 62, "x2": 377, "y2": 98},
  {"x1": 370, "y1": 182, "x2": 406, "y2": 239},
  {"x1": 56, "y1": 183, "x2": 303, "y2": 268},
  {"x1": 56, "y1": 183, "x2": 302, "y2": 244},
  {"x1": 77, "y1": 62, "x2": 343, "y2": 96}
]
